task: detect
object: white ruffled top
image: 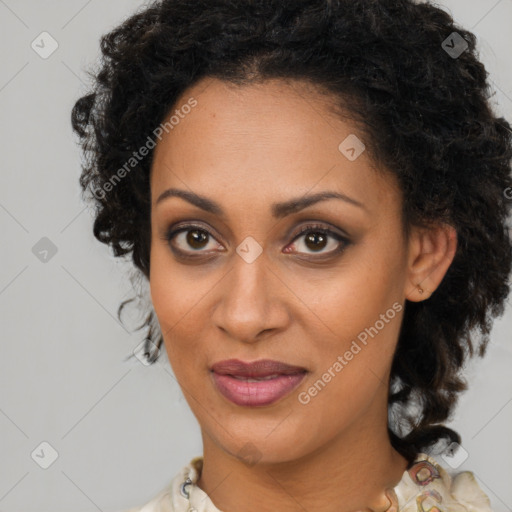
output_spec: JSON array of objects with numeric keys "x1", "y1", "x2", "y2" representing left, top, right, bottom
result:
[{"x1": 123, "y1": 452, "x2": 493, "y2": 512}]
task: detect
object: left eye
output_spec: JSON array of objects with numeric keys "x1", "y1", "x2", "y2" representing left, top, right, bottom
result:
[{"x1": 286, "y1": 225, "x2": 349, "y2": 256}]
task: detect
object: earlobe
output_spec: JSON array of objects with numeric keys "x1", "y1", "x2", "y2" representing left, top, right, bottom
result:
[{"x1": 404, "y1": 222, "x2": 457, "y2": 302}]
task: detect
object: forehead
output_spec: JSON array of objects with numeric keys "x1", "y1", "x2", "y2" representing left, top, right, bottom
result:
[
  {"x1": 152, "y1": 77, "x2": 343, "y2": 156},
  {"x1": 150, "y1": 77, "x2": 399, "y2": 217}
]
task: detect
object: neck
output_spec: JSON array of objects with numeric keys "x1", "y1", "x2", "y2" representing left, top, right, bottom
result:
[{"x1": 196, "y1": 395, "x2": 410, "y2": 512}]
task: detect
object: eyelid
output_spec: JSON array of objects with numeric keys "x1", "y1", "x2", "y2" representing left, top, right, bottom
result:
[
  {"x1": 161, "y1": 221, "x2": 224, "y2": 256},
  {"x1": 164, "y1": 220, "x2": 224, "y2": 244},
  {"x1": 289, "y1": 222, "x2": 350, "y2": 243},
  {"x1": 162, "y1": 220, "x2": 351, "y2": 257},
  {"x1": 285, "y1": 223, "x2": 350, "y2": 257}
]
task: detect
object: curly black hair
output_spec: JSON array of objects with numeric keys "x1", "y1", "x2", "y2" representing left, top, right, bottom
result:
[{"x1": 71, "y1": 0, "x2": 512, "y2": 466}]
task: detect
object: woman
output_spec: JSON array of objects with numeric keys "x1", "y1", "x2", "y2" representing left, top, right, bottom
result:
[{"x1": 71, "y1": 0, "x2": 512, "y2": 510}]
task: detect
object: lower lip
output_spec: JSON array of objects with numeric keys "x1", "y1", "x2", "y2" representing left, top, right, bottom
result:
[{"x1": 211, "y1": 371, "x2": 307, "y2": 406}]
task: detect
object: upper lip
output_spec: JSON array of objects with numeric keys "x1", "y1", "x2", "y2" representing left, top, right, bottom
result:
[{"x1": 210, "y1": 358, "x2": 307, "y2": 378}]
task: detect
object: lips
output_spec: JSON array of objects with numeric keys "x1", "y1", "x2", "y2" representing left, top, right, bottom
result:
[
  {"x1": 210, "y1": 358, "x2": 308, "y2": 406},
  {"x1": 210, "y1": 358, "x2": 307, "y2": 378}
]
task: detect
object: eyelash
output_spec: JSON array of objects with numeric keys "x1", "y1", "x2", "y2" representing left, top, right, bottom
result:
[{"x1": 162, "y1": 222, "x2": 351, "y2": 259}]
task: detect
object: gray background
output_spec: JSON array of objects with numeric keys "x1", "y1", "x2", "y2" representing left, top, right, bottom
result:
[{"x1": 0, "y1": 1, "x2": 511, "y2": 511}]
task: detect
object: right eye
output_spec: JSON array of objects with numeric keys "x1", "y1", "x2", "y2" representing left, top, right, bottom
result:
[{"x1": 163, "y1": 224, "x2": 223, "y2": 255}]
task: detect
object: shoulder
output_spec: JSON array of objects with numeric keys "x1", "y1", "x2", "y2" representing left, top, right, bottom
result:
[
  {"x1": 119, "y1": 456, "x2": 203, "y2": 512},
  {"x1": 118, "y1": 486, "x2": 172, "y2": 512},
  {"x1": 395, "y1": 452, "x2": 493, "y2": 512}
]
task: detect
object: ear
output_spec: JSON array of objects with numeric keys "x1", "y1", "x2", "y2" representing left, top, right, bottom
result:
[{"x1": 404, "y1": 222, "x2": 457, "y2": 302}]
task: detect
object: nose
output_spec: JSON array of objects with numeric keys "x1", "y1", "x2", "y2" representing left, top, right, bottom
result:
[{"x1": 211, "y1": 251, "x2": 290, "y2": 344}]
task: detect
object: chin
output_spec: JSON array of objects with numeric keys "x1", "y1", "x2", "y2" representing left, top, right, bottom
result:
[{"x1": 213, "y1": 421, "x2": 314, "y2": 466}]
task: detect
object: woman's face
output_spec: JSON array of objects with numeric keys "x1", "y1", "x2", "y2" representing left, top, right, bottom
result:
[{"x1": 149, "y1": 77, "x2": 414, "y2": 464}]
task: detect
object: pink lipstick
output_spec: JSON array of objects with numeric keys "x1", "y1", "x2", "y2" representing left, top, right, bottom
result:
[{"x1": 210, "y1": 359, "x2": 307, "y2": 406}]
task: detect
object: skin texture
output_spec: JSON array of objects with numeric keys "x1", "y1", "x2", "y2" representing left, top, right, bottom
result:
[{"x1": 149, "y1": 77, "x2": 457, "y2": 512}]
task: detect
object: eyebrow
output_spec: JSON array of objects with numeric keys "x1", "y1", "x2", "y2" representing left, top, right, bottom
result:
[{"x1": 155, "y1": 188, "x2": 366, "y2": 218}]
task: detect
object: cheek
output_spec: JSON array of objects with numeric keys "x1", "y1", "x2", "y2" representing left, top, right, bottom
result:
[
  {"x1": 296, "y1": 306, "x2": 402, "y2": 434},
  {"x1": 149, "y1": 247, "x2": 218, "y2": 380},
  {"x1": 149, "y1": 249, "x2": 192, "y2": 362},
  {"x1": 283, "y1": 241, "x2": 403, "y2": 351},
  {"x1": 149, "y1": 245, "x2": 203, "y2": 326},
  {"x1": 287, "y1": 240, "x2": 404, "y2": 402}
]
